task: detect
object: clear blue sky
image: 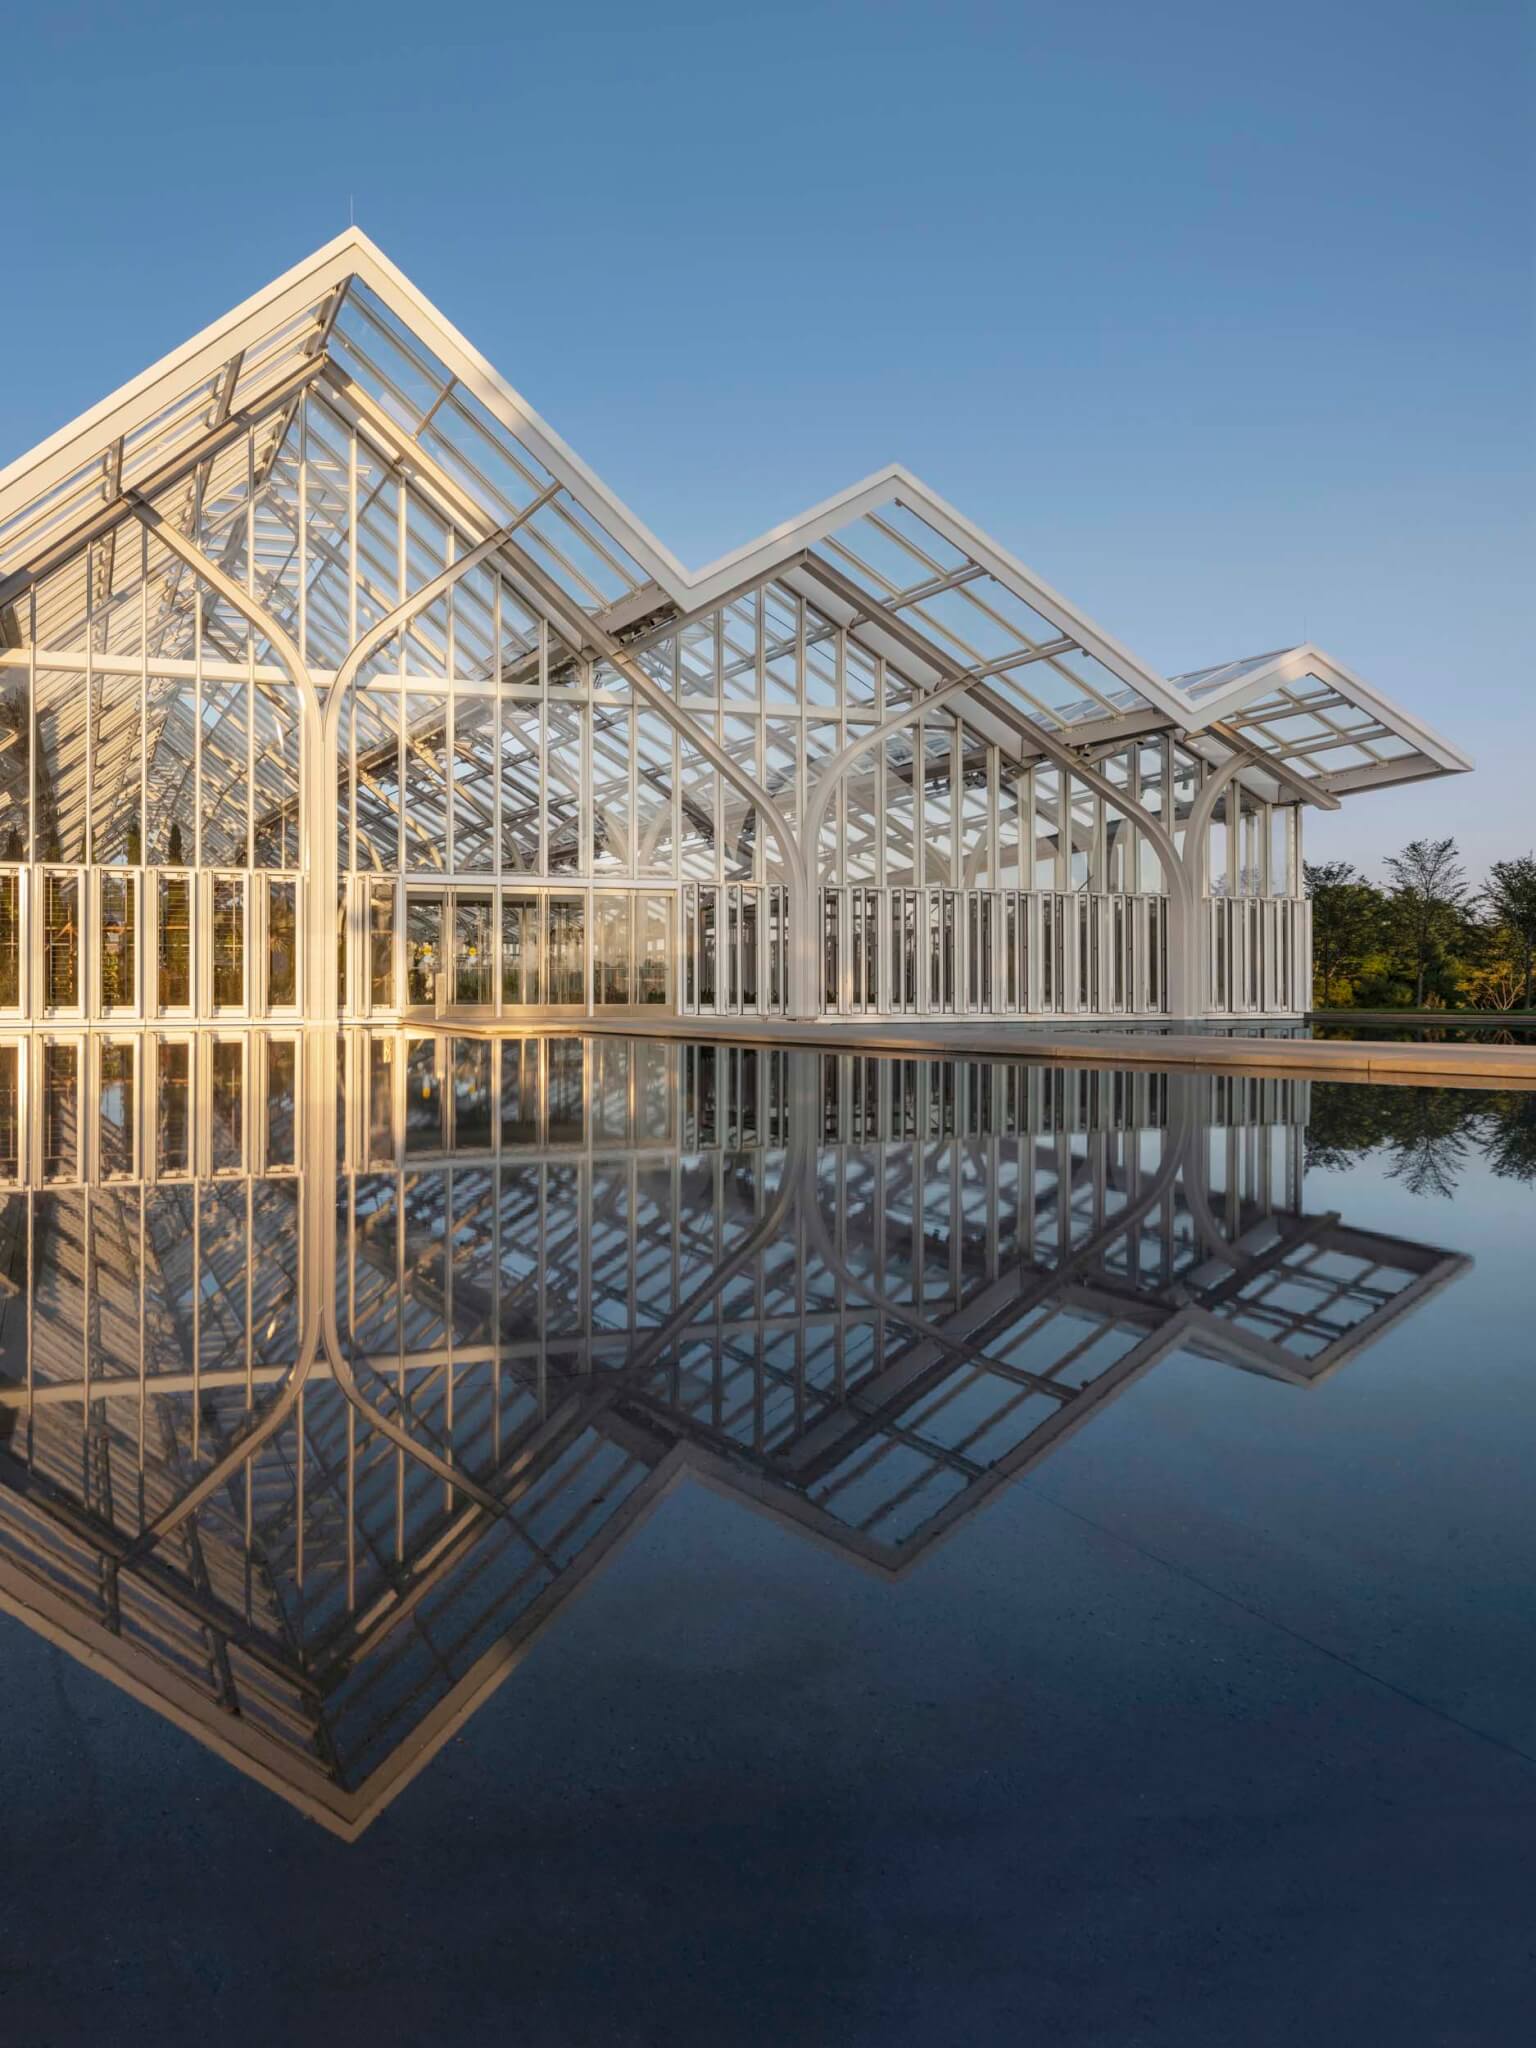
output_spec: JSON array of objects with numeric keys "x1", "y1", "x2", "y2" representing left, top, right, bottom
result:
[{"x1": 3, "y1": 0, "x2": 1530, "y2": 879}]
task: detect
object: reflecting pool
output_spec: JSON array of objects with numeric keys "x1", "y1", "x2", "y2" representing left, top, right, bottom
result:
[{"x1": 1, "y1": 1033, "x2": 1533, "y2": 2043}]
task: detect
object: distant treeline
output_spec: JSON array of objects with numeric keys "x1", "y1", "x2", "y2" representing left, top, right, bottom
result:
[{"x1": 1306, "y1": 839, "x2": 1536, "y2": 1012}]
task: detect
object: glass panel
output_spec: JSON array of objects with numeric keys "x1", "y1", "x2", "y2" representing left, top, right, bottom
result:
[
  {"x1": 267, "y1": 1040, "x2": 297, "y2": 1168},
  {"x1": 502, "y1": 893, "x2": 541, "y2": 1006},
  {"x1": 145, "y1": 673, "x2": 197, "y2": 865},
  {"x1": 1033, "y1": 769, "x2": 1061, "y2": 891},
  {"x1": 684, "y1": 716, "x2": 721, "y2": 881},
  {"x1": 156, "y1": 1040, "x2": 191, "y2": 1175},
  {"x1": 199, "y1": 676, "x2": 249, "y2": 867},
  {"x1": 450, "y1": 695, "x2": 496, "y2": 872},
  {"x1": 369, "y1": 883, "x2": 395, "y2": 1007},
  {"x1": 0, "y1": 872, "x2": 20, "y2": 1007},
  {"x1": 546, "y1": 897, "x2": 585, "y2": 1007},
  {"x1": 638, "y1": 893, "x2": 671, "y2": 1006},
  {"x1": 210, "y1": 1040, "x2": 244, "y2": 1172},
  {"x1": 885, "y1": 733, "x2": 916, "y2": 888},
  {"x1": 500, "y1": 1039, "x2": 538, "y2": 1144},
  {"x1": 35, "y1": 669, "x2": 87, "y2": 864},
  {"x1": 591, "y1": 707, "x2": 632, "y2": 873},
  {"x1": 252, "y1": 680, "x2": 301, "y2": 868},
  {"x1": 44, "y1": 872, "x2": 80, "y2": 1009},
  {"x1": 98, "y1": 1042, "x2": 135, "y2": 1179},
  {"x1": 499, "y1": 701, "x2": 541, "y2": 871},
  {"x1": 402, "y1": 692, "x2": 448, "y2": 871},
  {"x1": 406, "y1": 897, "x2": 442, "y2": 1007},
  {"x1": 211, "y1": 876, "x2": 245, "y2": 1010},
  {"x1": 267, "y1": 878, "x2": 298, "y2": 1007},
  {"x1": 544, "y1": 701, "x2": 584, "y2": 875},
  {"x1": 90, "y1": 669, "x2": 142, "y2": 864},
  {"x1": 452, "y1": 893, "x2": 494, "y2": 1006},
  {"x1": 594, "y1": 893, "x2": 632, "y2": 1006},
  {"x1": 157, "y1": 873, "x2": 191, "y2": 1008},
  {"x1": 43, "y1": 1043, "x2": 78, "y2": 1179},
  {"x1": 99, "y1": 871, "x2": 136, "y2": 1013},
  {"x1": 0, "y1": 669, "x2": 30, "y2": 860},
  {"x1": 452, "y1": 1038, "x2": 492, "y2": 1149},
  {"x1": 350, "y1": 687, "x2": 401, "y2": 872},
  {"x1": 922, "y1": 722, "x2": 952, "y2": 888},
  {"x1": 0, "y1": 1045, "x2": 18, "y2": 1178},
  {"x1": 634, "y1": 712, "x2": 675, "y2": 877},
  {"x1": 404, "y1": 1036, "x2": 443, "y2": 1152}
]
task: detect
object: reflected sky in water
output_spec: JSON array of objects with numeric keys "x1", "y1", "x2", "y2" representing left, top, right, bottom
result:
[{"x1": 1, "y1": 1033, "x2": 1533, "y2": 2042}]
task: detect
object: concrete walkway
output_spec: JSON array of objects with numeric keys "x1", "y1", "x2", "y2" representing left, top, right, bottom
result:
[{"x1": 458, "y1": 1013, "x2": 1536, "y2": 1089}]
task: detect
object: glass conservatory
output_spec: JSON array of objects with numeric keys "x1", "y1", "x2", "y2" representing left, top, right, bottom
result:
[{"x1": 0, "y1": 231, "x2": 1471, "y2": 1031}]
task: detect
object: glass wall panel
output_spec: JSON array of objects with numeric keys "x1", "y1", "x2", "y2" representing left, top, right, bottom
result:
[
  {"x1": 402, "y1": 692, "x2": 448, "y2": 872},
  {"x1": 34, "y1": 669, "x2": 87, "y2": 864},
  {"x1": 406, "y1": 898, "x2": 442, "y2": 1006},
  {"x1": 0, "y1": 669, "x2": 30, "y2": 860},
  {"x1": 369, "y1": 882, "x2": 395, "y2": 1007},
  {"x1": 43, "y1": 1043, "x2": 78, "y2": 1180},
  {"x1": 957, "y1": 733, "x2": 990, "y2": 886},
  {"x1": 452, "y1": 1039, "x2": 493, "y2": 1150},
  {"x1": 885, "y1": 733, "x2": 916, "y2": 888},
  {"x1": 44, "y1": 871, "x2": 80, "y2": 1009},
  {"x1": 450, "y1": 695, "x2": 496, "y2": 871},
  {"x1": 762, "y1": 721, "x2": 799, "y2": 881},
  {"x1": 842, "y1": 735, "x2": 879, "y2": 884},
  {"x1": 452, "y1": 893, "x2": 494, "y2": 1006},
  {"x1": 502, "y1": 894, "x2": 541, "y2": 1006},
  {"x1": 351, "y1": 688, "x2": 401, "y2": 871},
  {"x1": 546, "y1": 898, "x2": 585, "y2": 1005},
  {"x1": 0, "y1": 1045, "x2": 18, "y2": 1177},
  {"x1": 404, "y1": 499, "x2": 449, "y2": 676},
  {"x1": 157, "y1": 874, "x2": 192, "y2": 1009},
  {"x1": 594, "y1": 893, "x2": 631, "y2": 1006},
  {"x1": 590, "y1": 706, "x2": 631, "y2": 873},
  {"x1": 211, "y1": 876, "x2": 245, "y2": 1010},
  {"x1": 252, "y1": 680, "x2": 301, "y2": 868},
  {"x1": 144, "y1": 673, "x2": 197, "y2": 866},
  {"x1": 499, "y1": 701, "x2": 541, "y2": 871},
  {"x1": 267, "y1": 878, "x2": 298, "y2": 1007},
  {"x1": 0, "y1": 872, "x2": 20, "y2": 1007},
  {"x1": 635, "y1": 713, "x2": 675, "y2": 877},
  {"x1": 638, "y1": 893, "x2": 671, "y2": 1006},
  {"x1": 1033, "y1": 768, "x2": 1061, "y2": 891},
  {"x1": 720, "y1": 594, "x2": 758, "y2": 702},
  {"x1": 1069, "y1": 779, "x2": 1096, "y2": 890},
  {"x1": 156, "y1": 1040, "x2": 191, "y2": 1175},
  {"x1": 267, "y1": 1040, "x2": 297, "y2": 1168},
  {"x1": 922, "y1": 722, "x2": 952, "y2": 888},
  {"x1": 89, "y1": 669, "x2": 142, "y2": 864},
  {"x1": 211, "y1": 1040, "x2": 244, "y2": 1172},
  {"x1": 99, "y1": 871, "x2": 135, "y2": 1013},
  {"x1": 98, "y1": 1042, "x2": 135, "y2": 1180},
  {"x1": 199, "y1": 676, "x2": 249, "y2": 867},
  {"x1": 545, "y1": 702, "x2": 584, "y2": 875},
  {"x1": 1138, "y1": 741, "x2": 1167, "y2": 893}
]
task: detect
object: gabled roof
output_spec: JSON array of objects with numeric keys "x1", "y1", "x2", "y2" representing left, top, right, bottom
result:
[{"x1": 0, "y1": 229, "x2": 1471, "y2": 788}]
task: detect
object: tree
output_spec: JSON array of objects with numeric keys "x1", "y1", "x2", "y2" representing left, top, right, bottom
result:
[
  {"x1": 1483, "y1": 854, "x2": 1536, "y2": 1011},
  {"x1": 1383, "y1": 837, "x2": 1468, "y2": 1008},
  {"x1": 1304, "y1": 859, "x2": 1383, "y2": 1007}
]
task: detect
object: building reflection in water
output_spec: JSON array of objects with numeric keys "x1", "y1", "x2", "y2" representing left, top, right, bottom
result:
[{"x1": 0, "y1": 1031, "x2": 1469, "y2": 1837}]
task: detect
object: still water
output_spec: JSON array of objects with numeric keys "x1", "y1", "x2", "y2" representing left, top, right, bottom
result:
[{"x1": 1, "y1": 1032, "x2": 1532, "y2": 2045}]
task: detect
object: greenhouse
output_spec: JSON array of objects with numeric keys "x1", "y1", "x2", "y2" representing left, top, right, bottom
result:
[{"x1": 0, "y1": 231, "x2": 1470, "y2": 1031}]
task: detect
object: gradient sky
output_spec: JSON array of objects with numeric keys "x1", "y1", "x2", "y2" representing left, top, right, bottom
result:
[{"x1": 3, "y1": 0, "x2": 1530, "y2": 880}]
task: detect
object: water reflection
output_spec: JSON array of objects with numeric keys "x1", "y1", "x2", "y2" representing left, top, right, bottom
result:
[{"x1": 0, "y1": 1031, "x2": 1472, "y2": 1837}]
